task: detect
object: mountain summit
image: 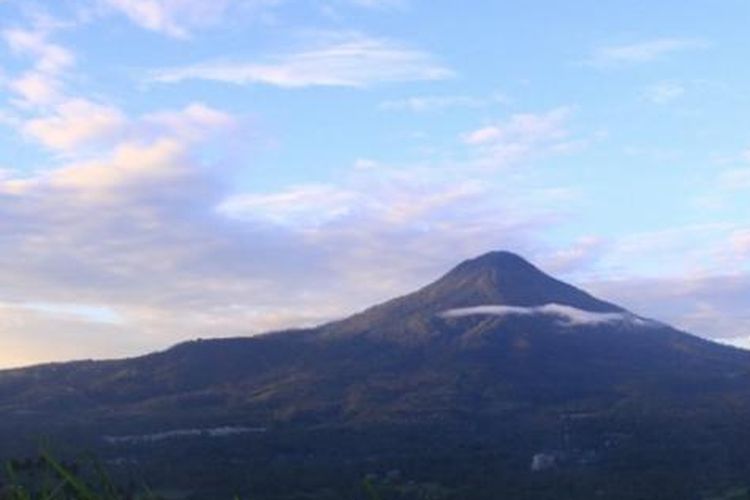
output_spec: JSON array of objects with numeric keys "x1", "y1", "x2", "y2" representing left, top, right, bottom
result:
[
  {"x1": 419, "y1": 250, "x2": 622, "y2": 312},
  {"x1": 322, "y1": 250, "x2": 624, "y2": 340}
]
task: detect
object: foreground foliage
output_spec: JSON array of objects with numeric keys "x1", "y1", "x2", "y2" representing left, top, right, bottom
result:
[{"x1": 0, "y1": 453, "x2": 157, "y2": 500}]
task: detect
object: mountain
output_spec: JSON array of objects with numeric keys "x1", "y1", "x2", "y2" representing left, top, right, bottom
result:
[{"x1": 1, "y1": 251, "x2": 749, "y2": 499}]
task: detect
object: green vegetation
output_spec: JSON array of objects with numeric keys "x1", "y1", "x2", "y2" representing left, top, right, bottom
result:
[
  {"x1": 3, "y1": 446, "x2": 750, "y2": 500},
  {"x1": 0, "y1": 452, "x2": 156, "y2": 500}
]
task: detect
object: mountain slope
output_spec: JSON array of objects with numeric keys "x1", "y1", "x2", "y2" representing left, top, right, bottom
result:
[
  {"x1": 1, "y1": 251, "x2": 749, "y2": 499},
  {"x1": 0, "y1": 250, "x2": 747, "y2": 422}
]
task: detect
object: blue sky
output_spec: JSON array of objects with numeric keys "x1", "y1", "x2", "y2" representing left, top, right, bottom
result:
[{"x1": 0, "y1": 0, "x2": 748, "y2": 367}]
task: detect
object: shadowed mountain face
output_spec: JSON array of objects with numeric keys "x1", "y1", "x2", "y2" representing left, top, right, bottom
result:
[
  {"x1": 1, "y1": 252, "x2": 750, "y2": 499},
  {"x1": 0, "y1": 251, "x2": 748, "y2": 423}
]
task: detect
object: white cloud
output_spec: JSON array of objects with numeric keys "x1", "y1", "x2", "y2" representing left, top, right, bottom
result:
[
  {"x1": 545, "y1": 236, "x2": 607, "y2": 274},
  {"x1": 316, "y1": 0, "x2": 406, "y2": 18},
  {"x1": 219, "y1": 184, "x2": 360, "y2": 227},
  {"x1": 380, "y1": 92, "x2": 507, "y2": 112},
  {"x1": 718, "y1": 168, "x2": 750, "y2": 190},
  {"x1": 440, "y1": 303, "x2": 651, "y2": 327},
  {"x1": 104, "y1": 0, "x2": 391, "y2": 38},
  {"x1": 586, "y1": 38, "x2": 710, "y2": 67},
  {"x1": 2, "y1": 25, "x2": 73, "y2": 109},
  {"x1": 102, "y1": 0, "x2": 236, "y2": 38},
  {"x1": 3, "y1": 27, "x2": 75, "y2": 74},
  {"x1": 586, "y1": 223, "x2": 746, "y2": 279},
  {"x1": 643, "y1": 81, "x2": 685, "y2": 104},
  {"x1": 21, "y1": 301, "x2": 122, "y2": 324},
  {"x1": 150, "y1": 32, "x2": 453, "y2": 87},
  {"x1": 220, "y1": 176, "x2": 493, "y2": 229},
  {"x1": 463, "y1": 108, "x2": 570, "y2": 146},
  {"x1": 34, "y1": 138, "x2": 188, "y2": 193},
  {"x1": 461, "y1": 107, "x2": 581, "y2": 168},
  {"x1": 694, "y1": 151, "x2": 750, "y2": 210},
  {"x1": 381, "y1": 95, "x2": 482, "y2": 112},
  {"x1": 143, "y1": 103, "x2": 236, "y2": 141},
  {"x1": 22, "y1": 99, "x2": 127, "y2": 152},
  {"x1": 8, "y1": 71, "x2": 62, "y2": 106},
  {"x1": 346, "y1": 0, "x2": 405, "y2": 8},
  {"x1": 9, "y1": 102, "x2": 235, "y2": 196}
]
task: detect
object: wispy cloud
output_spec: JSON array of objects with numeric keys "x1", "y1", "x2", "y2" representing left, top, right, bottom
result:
[
  {"x1": 149, "y1": 32, "x2": 454, "y2": 87},
  {"x1": 461, "y1": 107, "x2": 582, "y2": 168},
  {"x1": 718, "y1": 168, "x2": 750, "y2": 190},
  {"x1": 1, "y1": 20, "x2": 122, "y2": 160},
  {"x1": 545, "y1": 236, "x2": 607, "y2": 274},
  {"x1": 217, "y1": 162, "x2": 568, "y2": 300},
  {"x1": 379, "y1": 92, "x2": 507, "y2": 112},
  {"x1": 585, "y1": 38, "x2": 710, "y2": 67},
  {"x1": 101, "y1": 0, "x2": 237, "y2": 38},
  {"x1": 102, "y1": 0, "x2": 406, "y2": 38},
  {"x1": 7, "y1": 102, "x2": 235, "y2": 195},
  {"x1": 8, "y1": 71, "x2": 63, "y2": 106},
  {"x1": 691, "y1": 149, "x2": 750, "y2": 210},
  {"x1": 316, "y1": 0, "x2": 407, "y2": 18},
  {"x1": 219, "y1": 184, "x2": 361, "y2": 227},
  {"x1": 345, "y1": 0, "x2": 406, "y2": 8},
  {"x1": 3, "y1": 27, "x2": 75, "y2": 73},
  {"x1": 20, "y1": 302, "x2": 122, "y2": 324},
  {"x1": 642, "y1": 81, "x2": 685, "y2": 104},
  {"x1": 22, "y1": 98, "x2": 127, "y2": 153},
  {"x1": 2, "y1": 24, "x2": 74, "y2": 108}
]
